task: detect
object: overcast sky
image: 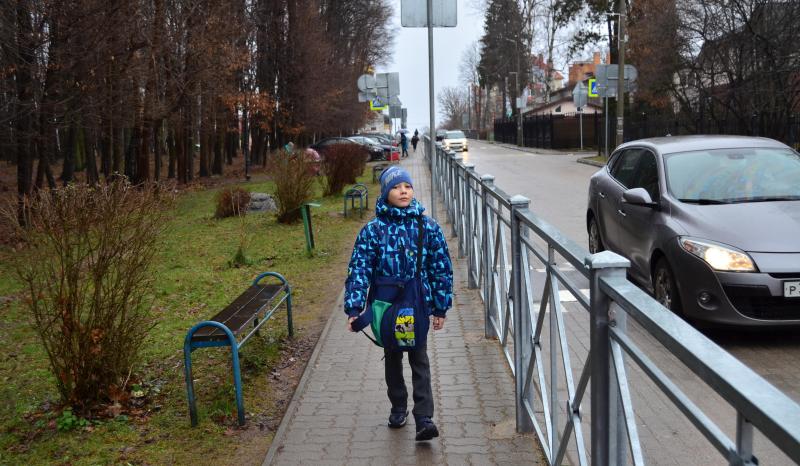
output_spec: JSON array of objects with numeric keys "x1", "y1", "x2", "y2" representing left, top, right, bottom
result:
[{"x1": 376, "y1": 1, "x2": 486, "y2": 133}]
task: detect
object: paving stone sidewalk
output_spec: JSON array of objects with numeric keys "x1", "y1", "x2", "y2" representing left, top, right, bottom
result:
[{"x1": 263, "y1": 152, "x2": 543, "y2": 465}]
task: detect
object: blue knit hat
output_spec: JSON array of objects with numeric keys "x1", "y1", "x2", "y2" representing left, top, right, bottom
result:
[{"x1": 379, "y1": 166, "x2": 413, "y2": 201}]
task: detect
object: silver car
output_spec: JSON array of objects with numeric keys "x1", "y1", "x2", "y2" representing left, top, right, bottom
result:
[{"x1": 586, "y1": 135, "x2": 800, "y2": 326}]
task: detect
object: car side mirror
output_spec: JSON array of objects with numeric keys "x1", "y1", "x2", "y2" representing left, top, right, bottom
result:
[{"x1": 622, "y1": 188, "x2": 657, "y2": 208}]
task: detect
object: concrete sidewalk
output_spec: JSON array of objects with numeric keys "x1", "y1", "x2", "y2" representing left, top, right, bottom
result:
[{"x1": 263, "y1": 152, "x2": 542, "y2": 465}]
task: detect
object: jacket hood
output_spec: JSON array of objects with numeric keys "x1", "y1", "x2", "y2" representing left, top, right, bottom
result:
[{"x1": 375, "y1": 198, "x2": 426, "y2": 219}]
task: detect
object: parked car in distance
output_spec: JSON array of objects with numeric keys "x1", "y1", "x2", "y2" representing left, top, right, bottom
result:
[
  {"x1": 586, "y1": 135, "x2": 800, "y2": 327},
  {"x1": 310, "y1": 137, "x2": 371, "y2": 162},
  {"x1": 359, "y1": 133, "x2": 396, "y2": 147},
  {"x1": 368, "y1": 134, "x2": 401, "y2": 160},
  {"x1": 435, "y1": 129, "x2": 447, "y2": 142},
  {"x1": 442, "y1": 130, "x2": 468, "y2": 152},
  {"x1": 348, "y1": 135, "x2": 388, "y2": 161}
]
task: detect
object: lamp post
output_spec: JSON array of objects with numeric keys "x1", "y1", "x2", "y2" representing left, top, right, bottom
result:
[
  {"x1": 607, "y1": 6, "x2": 626, "y2": 147},
  {"x1": 505, "y1": 38, "x2": 524, "y2": 147}
]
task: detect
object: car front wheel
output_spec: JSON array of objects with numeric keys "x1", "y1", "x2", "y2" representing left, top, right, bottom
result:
[
  {"x1": 653, "y1": 258, "x2": 683, "y2": 315},
  {"x1": 588, "y1": 216, "x2": 604, "y2": 254}
]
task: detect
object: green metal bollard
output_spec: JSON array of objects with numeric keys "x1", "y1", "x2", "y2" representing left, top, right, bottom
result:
[{"x1": 301, "y1": 202, "x2": 320, "y2": 256}]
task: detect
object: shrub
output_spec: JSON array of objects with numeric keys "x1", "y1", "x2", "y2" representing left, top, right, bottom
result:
[
  {"x1": 269, "y1": 149, "x2": 316, "y2": 223},
  {"x1": 5, "y1": 182, "x2": 172, "y2": 409},
  {"x1": 214, "y1": 187, "x2": 251, "y2": 218},
  {"x1": 320, "y1": 143, "x2": 367, "y2": 196}
]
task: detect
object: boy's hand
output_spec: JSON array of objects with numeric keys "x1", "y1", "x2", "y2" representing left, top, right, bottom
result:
[
  {"x1": 432, "y1": 316, "x2": 445, "y2": 331},
  {"x1": 347, "y1": 316, "x2": 357, "y2": 332}
]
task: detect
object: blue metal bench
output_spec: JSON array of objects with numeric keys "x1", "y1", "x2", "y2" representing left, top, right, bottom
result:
[
  {"x1": 343, "y1": 183, "x2": 368, "y2": 218},
  {"x1": 183, "y1": 272, "x2": 293, "y2": 426}
]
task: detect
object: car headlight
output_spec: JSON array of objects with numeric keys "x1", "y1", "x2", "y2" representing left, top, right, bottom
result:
[{"x1": 679, "y1": 237, "x2": 757, "y2": 272}]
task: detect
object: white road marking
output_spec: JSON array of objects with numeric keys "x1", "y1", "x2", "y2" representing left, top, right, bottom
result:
[{"x1": 531, "y1": 289, "x2": 589, "y2": 314}]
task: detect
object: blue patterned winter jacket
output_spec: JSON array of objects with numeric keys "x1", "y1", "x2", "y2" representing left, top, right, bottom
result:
[{"x1": 344, "y1": 198, "x2": 453, "y2": 318}]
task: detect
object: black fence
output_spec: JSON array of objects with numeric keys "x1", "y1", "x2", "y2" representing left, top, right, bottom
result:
[{"x1": 493, "y1": 112, "x2": 800, "y2": 153}]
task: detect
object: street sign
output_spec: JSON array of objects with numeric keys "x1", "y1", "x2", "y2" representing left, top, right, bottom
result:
[
  {"x1": 594, "y1": 64, "x2": 638, "y2": 98},
  {"x1": 370, "y1": 96, "x2": 388, "y2": 111},
  {"x1": 357, "y1": 74, "x2": 375, "y2": 92},
  {"x1": 573, "y1": 81, "x2": 588, "y2": 109},
  {"x1": 389, "y1": 105, "x2": 402, "y2": 118},
  {"x1": 375, "y1": 72, "x2": 400, "y2": 99},
  {"x1": 401, "y1": 0, "x2": 457, "y2": 27},
  {"x1": 588, "y1": 78, "x2": 598, "y2": 98},
  {"x1": 358, "y1": 91, "x2": 375, "y2": 103}
]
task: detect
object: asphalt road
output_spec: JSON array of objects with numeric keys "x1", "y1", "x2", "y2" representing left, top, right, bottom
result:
[{"x1": 457, "y1": 141, "x2": 800, "y2": 465}]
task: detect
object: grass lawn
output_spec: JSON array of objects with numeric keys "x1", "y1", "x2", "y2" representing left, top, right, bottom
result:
[{"x1": 0, "y1": 166, "x2": 381, "y2": 465}]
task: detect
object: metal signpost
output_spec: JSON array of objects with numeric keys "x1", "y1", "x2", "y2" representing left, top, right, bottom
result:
[
  {"x1": 573, "y1": 82, "x2": 588, "y2": 150},
  {"x1": 402, "y1": 0, "x2": 457, "y2": 220},
  {"x1": 594, "y1": 64, "x2": 637, "y2": 157}
]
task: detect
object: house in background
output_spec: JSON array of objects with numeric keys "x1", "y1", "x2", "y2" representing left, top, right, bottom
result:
[
  {"x1": 527, "y1": 54, "x2": 565, "y2": 107},
  {"x1": 524, "y1": 51, "x2": 607, "y2": 116}
]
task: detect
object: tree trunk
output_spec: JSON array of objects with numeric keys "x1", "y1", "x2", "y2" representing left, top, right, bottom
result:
[
  {"x1": 85, "y1": 128, "x2": 99, "y2": 185},
  {"x1": 154, "y1": 121, "x2": 162, "y2": 181},
  {"x1": 61, "y1": 124, "x2": 76, "y2": 185},
  {"x1": 167, "y1": 125, "x2": 176, "y2": 179},
  {"x1": 213, "y1": 110, "x2": 224, "y2": 175},
  {"x1": 15, "y1": 0, "x2": 36, "y2": 216}
]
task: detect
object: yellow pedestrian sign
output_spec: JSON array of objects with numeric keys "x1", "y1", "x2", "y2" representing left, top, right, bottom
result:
[
  {"x1": 588, "y1": 78, "x2": 598, "y2": 98},
  {"x1": 370, "y1": 96, "x2": 388, "y2": 111}
]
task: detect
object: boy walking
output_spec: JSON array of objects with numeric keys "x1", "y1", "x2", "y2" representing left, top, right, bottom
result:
[{"x1": 344, "y1": 166, "x2": 453, "y2": 441}]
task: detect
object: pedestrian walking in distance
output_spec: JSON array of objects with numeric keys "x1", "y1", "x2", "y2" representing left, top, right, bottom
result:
[
  {"x1": 400, "y1": 132, "x2": 409, "y2": 158},
  {"x1": 345, "y1": 166, "x2": 453, "y2": 441}
]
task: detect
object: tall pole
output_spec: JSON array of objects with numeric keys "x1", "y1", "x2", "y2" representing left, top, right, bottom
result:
[
  {"x1": 427, "y1": 0, "x2": 436, "y2": 219},
  {"x1": 516, "y1": 42, "x2": 523, "y2": 147},
  {"x1": 616, "y1": 1, "x2": 625, "y2": 147},
  {"x1": 468, "y1": 85, "x2": 471, "y2": 130}
]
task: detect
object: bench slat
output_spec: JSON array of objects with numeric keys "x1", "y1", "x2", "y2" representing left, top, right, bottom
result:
[{"x1": 192, "y1": 284, "x2": 284, "y2": 342}]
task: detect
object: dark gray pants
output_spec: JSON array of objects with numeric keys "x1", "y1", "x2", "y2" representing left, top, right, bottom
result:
[{"x1": 384, "y1": 348, "x2": 433, "y2": 419}]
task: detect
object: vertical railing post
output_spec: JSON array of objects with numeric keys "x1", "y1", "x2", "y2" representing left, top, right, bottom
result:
[
  {"x1": 481, "y1": 174, "x2": 496, "y2": 338},
  {"x1": 610, "y1": 297, "x2": 627, "y2": 465},
  {"x1": 447, "y1": 151, "x2": 457, "y2": 227},
  {"x1": 736, "y1": 413, "x2": 757, "y2": 466},
  {"x1": 548, "y1": 246, "x2": 560, "y2": 456},
  {"x1": 586, "y1": 251, "x2": 630, "y2": 466},
  {"x1": 465, "y1": 163, "x2": 477, "y2": 286},
  {"x1": 452, "y1": 154, "x2": 463, "y2": 243},
  {"x1": 510, "y1": 195, "x2": 533, "y2": 433}
]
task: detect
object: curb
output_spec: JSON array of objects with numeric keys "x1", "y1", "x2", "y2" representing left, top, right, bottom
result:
[
  {"x1": 577, "y1": 157, "x2": 605, "y2": 168},
  {"x1": 262, "y1": 288, "x2": 345, "y2": 466},
  {"x1": 479, "y1": 140, "x2": 598, "y2": 158}
]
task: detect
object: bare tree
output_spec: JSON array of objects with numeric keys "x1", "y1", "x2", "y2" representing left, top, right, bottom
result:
[
  {"x1": 672, "y1": 0, "x2": 800, "y2": 135},
  {"x1": 438, "y1": 86, "x2": 469, "y2": 129}
]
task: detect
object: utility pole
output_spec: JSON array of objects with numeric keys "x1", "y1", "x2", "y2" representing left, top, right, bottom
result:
[
  {"x1": 467, "y1": 84, "x2": 471, "y2": 130},
  {"x1": 616, "y1": 0, "x2": 626, "y2": 147},
  {"x1": 426, "y1": 0, "x2": 436, "y2": 219},
  {"x1": 506, "y1": 37, "x2": 523, "y2": 147}
]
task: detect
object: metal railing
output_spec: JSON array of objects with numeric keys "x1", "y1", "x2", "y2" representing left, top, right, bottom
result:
[{"x1": 422, "y1": 136, "x2": 800, "y2": 466}]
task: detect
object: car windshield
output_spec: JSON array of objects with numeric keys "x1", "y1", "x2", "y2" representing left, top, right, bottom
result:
[
  {"x1": 664, "y1": 147, "x2": 800, "y2": 203},
  {"x1": 446, "y1": 131, "x2": 465, "y2": 139}
]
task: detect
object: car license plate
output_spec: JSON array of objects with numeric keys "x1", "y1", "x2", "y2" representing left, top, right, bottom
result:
[{"x1": 784, "y1": 281, "x2": 800, "y2": 298}]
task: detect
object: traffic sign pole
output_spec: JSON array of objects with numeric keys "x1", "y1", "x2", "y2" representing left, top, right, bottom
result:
[{"x1": 427, "y1": 0, "x2": 436, "y2": 220}]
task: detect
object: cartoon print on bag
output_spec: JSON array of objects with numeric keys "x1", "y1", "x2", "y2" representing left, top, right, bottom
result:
[{"x1": 394, "y1": 308, "x2": 415, "y2": 347}]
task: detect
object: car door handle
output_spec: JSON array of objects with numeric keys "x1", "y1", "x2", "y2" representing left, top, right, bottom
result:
[
  {"x1": 617, "y1": 209, "x2": 627, "y2": 217},
  {"x1": 598, "y1": 191, "x2": 606, "y2": 199}
]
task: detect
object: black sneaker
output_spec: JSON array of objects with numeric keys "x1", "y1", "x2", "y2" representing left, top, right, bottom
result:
[
  {"x1": 415, "y1": 417, "x2": 439, "y2": 441},
  {"x1": 388, "y1": 409, "x2": 408, "y2": 428}
]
